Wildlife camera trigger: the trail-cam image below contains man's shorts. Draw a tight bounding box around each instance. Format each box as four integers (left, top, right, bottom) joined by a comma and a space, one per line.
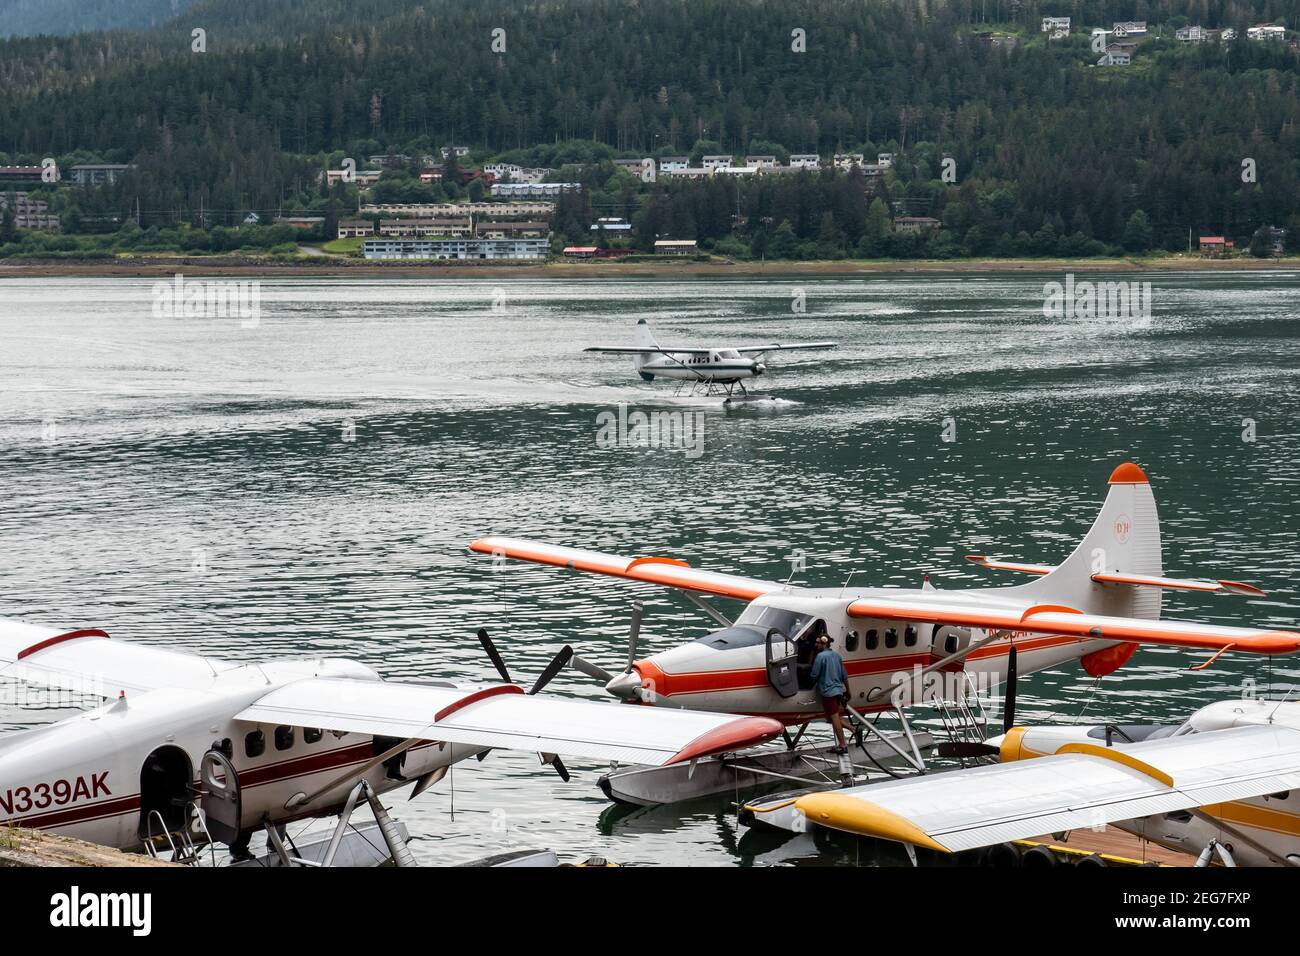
821, 694, 842, 718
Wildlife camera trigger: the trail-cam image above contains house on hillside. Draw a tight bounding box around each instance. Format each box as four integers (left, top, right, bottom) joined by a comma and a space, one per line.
337, 220, 373, 238
1199, 236, 1234, 257
1247, 24, 1286, 41
654, 239, 698, 255
1176, 25, 1208, 42
1112, 21, 1147, 37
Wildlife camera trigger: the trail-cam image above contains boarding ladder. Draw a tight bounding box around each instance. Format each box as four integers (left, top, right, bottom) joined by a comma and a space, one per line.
931, 673, 998, 767
143, 802, 216, 866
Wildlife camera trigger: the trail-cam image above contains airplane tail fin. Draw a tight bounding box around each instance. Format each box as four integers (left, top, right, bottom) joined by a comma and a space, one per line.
1016, 462, 1163, 621
633, 318, 658, 378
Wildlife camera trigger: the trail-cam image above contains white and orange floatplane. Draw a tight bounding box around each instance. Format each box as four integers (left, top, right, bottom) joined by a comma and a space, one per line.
471, 462, 1300, 802
0, 623, 782, 865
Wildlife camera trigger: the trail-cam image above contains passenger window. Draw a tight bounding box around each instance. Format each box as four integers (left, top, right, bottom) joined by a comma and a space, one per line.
865, 629, 879, 650
304, 727, 323, 744
885, 628, 898, 649
245, 730, 265, 758
904, 626, 918, 647
274, 726, 295, 751
845, 631, 859, 652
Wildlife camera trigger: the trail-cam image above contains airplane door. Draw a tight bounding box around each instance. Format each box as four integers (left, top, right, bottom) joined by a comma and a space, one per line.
765, 628, 798, 698
200, 749, 242, 846
933, 626, 971, 664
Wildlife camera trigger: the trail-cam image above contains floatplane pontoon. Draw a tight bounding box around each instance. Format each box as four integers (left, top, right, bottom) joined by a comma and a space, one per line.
472, 462, 1300, 808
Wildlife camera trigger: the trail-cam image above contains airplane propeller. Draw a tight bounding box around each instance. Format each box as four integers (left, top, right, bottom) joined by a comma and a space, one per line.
473, 627, 574, 780
571, 602, 644, 700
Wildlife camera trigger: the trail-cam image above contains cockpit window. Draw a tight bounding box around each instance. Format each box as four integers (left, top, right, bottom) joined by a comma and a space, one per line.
735, 605, 814, 639
693, 625, 768, 649
718, 349, 741, 359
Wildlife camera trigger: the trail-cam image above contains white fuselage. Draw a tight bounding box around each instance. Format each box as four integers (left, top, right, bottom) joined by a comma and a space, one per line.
624, 588, 1116, 721
638, 349, 764, 383
0, 659, 480, 852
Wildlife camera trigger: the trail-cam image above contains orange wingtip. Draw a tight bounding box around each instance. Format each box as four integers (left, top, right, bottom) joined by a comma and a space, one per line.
1108, 462, 1149, 484
665, 716, 785, 765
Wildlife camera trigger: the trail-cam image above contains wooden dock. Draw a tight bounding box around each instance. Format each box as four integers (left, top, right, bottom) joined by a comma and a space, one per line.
1022, 825, 1196, 866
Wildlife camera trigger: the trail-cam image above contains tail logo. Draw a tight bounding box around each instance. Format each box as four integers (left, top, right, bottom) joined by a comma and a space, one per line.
1113, 515, 1132, 543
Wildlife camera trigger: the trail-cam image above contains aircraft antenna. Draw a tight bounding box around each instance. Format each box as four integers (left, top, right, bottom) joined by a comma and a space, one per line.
1267, 684, 1298, 723
838, 570, 856, 597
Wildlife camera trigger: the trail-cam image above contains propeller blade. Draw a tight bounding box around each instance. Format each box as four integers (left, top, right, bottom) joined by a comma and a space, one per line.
477, 627, 513, 684
408, 766, 448, 800
936, 741, 1000, 759
571, 655, 615, 683
551, 755, 571, 783
528, 645, 574, 695
1003, 644, 1018, 735
625, 602, 643, 672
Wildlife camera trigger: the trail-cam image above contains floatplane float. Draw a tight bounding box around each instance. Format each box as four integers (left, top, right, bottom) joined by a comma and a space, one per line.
471, 462, 1300, 807
0, 623, 782, 866
757, 696, 1300, 867
583, 318, 836, 403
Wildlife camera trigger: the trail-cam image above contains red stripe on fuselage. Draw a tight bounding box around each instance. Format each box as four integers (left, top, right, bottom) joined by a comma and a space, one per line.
647, 635, 1085, 697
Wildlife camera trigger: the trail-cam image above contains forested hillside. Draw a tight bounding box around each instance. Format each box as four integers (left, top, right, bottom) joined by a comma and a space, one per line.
2, 0, 1298, 257
0, 0, 199, 38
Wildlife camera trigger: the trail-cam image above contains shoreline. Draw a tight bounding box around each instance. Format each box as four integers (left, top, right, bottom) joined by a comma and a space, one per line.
0, 255, 1296, 279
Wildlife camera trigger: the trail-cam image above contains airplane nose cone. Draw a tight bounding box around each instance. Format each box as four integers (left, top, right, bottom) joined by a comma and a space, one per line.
605, 670, 643, 701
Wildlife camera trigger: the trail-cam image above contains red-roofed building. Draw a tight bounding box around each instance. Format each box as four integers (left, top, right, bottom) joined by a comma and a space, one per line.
563, 246, 598, 258
1199, 236, 1234, 257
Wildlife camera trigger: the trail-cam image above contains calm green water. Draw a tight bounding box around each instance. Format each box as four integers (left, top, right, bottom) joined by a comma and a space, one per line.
1, 271, 1298, 865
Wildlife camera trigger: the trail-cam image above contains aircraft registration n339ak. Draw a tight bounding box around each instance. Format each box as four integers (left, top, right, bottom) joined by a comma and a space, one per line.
583, 318, 836, 399
471, 463, 1300, 723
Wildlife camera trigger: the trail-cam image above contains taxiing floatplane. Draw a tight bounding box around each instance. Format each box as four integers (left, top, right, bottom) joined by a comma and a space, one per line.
584, 318, 836, 401
0, 625, 782, 866
472, 462, 1300, 805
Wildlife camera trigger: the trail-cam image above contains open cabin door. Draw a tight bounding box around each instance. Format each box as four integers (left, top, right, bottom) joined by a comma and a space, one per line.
200, 748, 242, 846
765, 627, 798, 698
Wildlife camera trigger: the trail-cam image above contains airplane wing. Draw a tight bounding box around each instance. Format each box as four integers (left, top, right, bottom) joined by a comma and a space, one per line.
582, 346, 711, 354
237, 677, 783, 766
845, 594, 1300, 654
0, 617, 236, 695
469, 536, 785, 601
731, 342, 837, 353
794, 724, 1300, 853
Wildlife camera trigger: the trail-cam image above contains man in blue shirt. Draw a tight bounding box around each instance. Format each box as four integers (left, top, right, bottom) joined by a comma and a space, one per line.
810, 631, 849, 753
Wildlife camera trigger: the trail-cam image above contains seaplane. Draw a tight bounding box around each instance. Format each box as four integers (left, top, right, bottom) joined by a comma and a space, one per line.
0, 621, 783, 866
583, 318, 836, 401
471, 462, 1300, 803
770, 696, 1300, 867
